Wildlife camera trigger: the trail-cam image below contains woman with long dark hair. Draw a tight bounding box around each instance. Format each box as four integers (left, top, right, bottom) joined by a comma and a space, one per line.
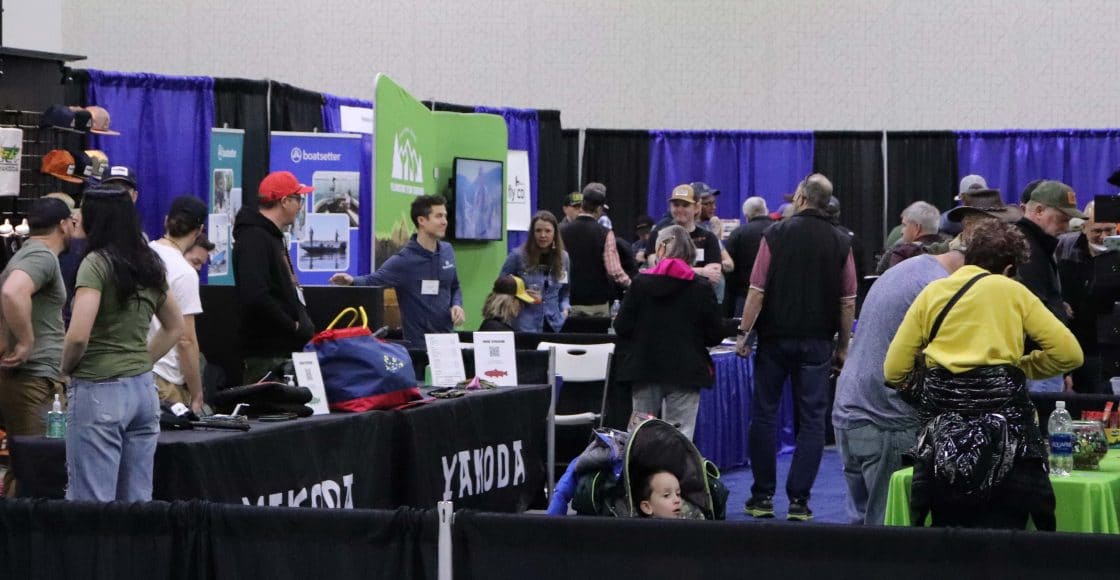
62, 186, 184, 502
500, 211, 570, 332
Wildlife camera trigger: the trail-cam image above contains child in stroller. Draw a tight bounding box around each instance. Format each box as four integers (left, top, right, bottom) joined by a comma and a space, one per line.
547, 417, 728, 519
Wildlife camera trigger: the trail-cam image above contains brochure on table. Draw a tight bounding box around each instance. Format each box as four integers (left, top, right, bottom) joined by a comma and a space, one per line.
291, 351, 331, 415
425, 333, 467, 387
472, 331, 518, 386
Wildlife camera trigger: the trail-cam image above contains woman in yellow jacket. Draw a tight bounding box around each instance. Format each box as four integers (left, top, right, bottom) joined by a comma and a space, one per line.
884, 219, 1082, 530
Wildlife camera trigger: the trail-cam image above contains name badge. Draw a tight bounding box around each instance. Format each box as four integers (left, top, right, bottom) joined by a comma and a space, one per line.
422, 280, 440, 295
695, 248, 705, 263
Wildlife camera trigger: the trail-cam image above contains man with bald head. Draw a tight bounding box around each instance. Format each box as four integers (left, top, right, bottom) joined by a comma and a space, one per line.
735, 173, 857, 522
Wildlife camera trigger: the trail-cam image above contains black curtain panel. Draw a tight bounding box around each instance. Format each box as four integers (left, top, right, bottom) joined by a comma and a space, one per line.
535, 109, 567, 221
268, 81, 325, 132
886, 131, 959, 230
62, 68, 89, 107
561, 129, 581, 197
425, 100, 476, 114
813, 131, 885, 278
214, 78, 270, 209
581, 129, 650, 242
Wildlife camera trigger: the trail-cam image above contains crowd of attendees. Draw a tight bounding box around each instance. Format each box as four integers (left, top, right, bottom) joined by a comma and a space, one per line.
2, 162, 1114, 532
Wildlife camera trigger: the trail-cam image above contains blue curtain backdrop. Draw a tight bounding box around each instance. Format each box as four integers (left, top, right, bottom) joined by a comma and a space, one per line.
476, 107, 538, 252
87, 70, 214, 240
647, 131, 814, 223
957, 130, 1120, 208
323, 94, 374, 275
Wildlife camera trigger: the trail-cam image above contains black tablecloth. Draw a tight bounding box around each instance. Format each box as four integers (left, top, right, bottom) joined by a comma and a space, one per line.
10, 385, 550, 512
400, 385, 550, 511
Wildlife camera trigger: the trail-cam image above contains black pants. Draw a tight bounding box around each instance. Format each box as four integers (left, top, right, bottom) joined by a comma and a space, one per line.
929, 459, 1056, 531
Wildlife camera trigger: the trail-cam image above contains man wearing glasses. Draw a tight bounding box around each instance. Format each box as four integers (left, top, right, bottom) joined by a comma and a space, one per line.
233, 171, 316, 382
1056, 200, 1118, 393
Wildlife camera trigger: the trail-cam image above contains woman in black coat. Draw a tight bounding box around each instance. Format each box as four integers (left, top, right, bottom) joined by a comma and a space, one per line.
614, 225, 726, 439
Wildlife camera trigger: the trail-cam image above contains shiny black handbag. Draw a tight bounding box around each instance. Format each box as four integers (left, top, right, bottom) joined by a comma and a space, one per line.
897, 273, 989, 404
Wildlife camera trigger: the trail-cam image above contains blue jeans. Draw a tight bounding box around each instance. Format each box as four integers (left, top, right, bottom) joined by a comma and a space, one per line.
1027, 375, 1064, 393
749, 337, 833, 502
65, 372, 160, 502
835, 423, 918, 525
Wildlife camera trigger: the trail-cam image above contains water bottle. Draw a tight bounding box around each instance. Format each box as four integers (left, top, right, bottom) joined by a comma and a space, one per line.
607, 300, 621, 335
1048, 401, 1073, 476
46, 394, 65, 439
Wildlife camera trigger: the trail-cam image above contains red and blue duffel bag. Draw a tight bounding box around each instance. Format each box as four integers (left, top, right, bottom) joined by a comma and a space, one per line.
305, 307, 421, 411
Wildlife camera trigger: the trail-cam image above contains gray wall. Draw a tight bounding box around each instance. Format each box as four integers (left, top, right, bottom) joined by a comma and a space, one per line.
57, 0, 1120, 130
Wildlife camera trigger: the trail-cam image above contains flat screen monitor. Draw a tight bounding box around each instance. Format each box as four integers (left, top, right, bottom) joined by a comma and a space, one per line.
452, 157, 504, 241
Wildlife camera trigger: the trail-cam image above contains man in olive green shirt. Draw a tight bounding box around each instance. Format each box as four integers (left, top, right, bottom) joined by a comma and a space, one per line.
0, 198, 77, 495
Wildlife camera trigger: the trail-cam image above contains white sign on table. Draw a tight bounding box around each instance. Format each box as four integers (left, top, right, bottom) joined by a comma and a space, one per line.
471, 331, 518, 386
506, 149, 531, 231
291, 352, 331, 415
425, 333, 467, 387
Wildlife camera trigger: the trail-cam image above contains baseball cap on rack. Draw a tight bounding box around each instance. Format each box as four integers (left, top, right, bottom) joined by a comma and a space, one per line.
40, 150, 84, 184
258, 171, 313, 202
84, 150, 109, 180
39, 105, 92, 133
85, 106, 120, 136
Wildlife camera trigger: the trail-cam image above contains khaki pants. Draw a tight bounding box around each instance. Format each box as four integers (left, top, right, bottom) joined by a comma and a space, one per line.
0, 371, 66, 497
154, 374, 190, 406
569, 303, 610, 317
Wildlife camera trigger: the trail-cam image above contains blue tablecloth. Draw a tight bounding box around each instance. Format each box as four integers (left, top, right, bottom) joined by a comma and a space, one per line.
693, 350, 796, 470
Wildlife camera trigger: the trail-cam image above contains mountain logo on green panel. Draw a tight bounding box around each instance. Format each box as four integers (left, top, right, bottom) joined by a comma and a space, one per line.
390, 128, 424, 195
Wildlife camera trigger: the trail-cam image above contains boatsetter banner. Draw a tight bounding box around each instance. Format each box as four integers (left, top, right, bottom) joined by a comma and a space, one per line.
207, 128, 244, 286
270, 131, 363, 286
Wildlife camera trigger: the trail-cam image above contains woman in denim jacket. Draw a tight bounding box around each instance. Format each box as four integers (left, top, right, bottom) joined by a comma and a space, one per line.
500, 211, 570, 332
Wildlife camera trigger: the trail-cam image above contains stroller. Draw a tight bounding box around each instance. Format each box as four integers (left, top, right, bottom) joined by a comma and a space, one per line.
547, 418, 729, 519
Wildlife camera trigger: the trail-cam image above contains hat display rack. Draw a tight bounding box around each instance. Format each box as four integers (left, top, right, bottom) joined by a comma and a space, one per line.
0, 108, 86, 229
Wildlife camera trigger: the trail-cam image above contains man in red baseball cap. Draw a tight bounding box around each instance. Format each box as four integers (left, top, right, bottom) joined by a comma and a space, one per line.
232, 171, 315, 380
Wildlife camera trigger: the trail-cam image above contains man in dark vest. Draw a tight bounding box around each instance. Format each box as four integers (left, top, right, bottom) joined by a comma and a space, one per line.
559, 184, 630, 316
734, 173, 857, 522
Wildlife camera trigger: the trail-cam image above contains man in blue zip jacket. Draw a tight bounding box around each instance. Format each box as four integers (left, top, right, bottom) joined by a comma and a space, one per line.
330, 195, 465, 345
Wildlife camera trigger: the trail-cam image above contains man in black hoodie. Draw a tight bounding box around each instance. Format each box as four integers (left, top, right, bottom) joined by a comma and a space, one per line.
233, 171, 316, 381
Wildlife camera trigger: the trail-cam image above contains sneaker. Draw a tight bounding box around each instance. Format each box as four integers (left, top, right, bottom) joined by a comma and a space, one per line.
787, 499, 813, 521
744, 495, 774, 518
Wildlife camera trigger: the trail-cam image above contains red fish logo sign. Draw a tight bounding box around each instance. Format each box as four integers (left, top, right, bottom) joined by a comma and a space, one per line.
483, 369, 508, 378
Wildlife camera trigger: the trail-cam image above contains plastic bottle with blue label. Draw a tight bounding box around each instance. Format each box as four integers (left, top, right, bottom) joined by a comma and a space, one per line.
46, 394, 65, 439
1048, 400, 1073, 476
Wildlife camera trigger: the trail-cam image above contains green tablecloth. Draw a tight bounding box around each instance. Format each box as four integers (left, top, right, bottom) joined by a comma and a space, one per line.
884, 449, 1120, 533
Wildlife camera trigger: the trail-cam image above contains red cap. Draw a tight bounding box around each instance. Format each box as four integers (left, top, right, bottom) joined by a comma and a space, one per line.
258, 171, 313, 202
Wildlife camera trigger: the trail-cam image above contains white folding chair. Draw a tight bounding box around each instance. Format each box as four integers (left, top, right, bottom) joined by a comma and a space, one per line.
536, 341, 615, 496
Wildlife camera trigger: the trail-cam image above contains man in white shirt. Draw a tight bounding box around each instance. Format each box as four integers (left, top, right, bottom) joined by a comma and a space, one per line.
149, 195, 207, 413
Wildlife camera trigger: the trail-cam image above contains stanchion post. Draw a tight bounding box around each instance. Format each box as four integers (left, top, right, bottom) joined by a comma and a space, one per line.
547, 346, 557, 497
438, 491, 454, 580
